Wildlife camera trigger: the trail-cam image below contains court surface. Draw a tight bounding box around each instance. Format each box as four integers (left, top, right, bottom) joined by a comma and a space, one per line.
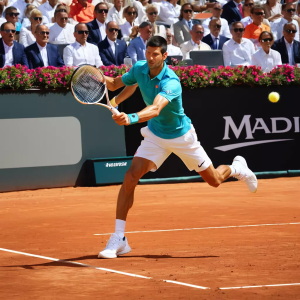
0, 177, 299, 299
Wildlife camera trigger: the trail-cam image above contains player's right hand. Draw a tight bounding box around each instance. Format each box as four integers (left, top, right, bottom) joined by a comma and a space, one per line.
112, 112, 130, 126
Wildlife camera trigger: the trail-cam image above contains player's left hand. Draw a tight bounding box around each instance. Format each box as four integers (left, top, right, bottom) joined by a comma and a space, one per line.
112, 112, 130, 126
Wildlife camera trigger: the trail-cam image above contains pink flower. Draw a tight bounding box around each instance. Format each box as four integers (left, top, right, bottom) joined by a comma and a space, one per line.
39, 78, 42, 82
47, 81, 51, 84
20, 81, 23, 84
1, 80, 4, 83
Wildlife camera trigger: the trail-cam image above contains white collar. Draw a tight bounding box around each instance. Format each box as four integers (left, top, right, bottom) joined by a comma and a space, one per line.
284, 37, 294, 46
96, 18, 105, 27
233, 1, 240, 7
55, 22, 67, 29
233, 38, 246, 45
36, 42, 47, 50
45, 1, 57, 10
2, 39, 13, 49
75, 41, 86, 48
190, 39, 200, 46
139, 36, 147, 45
210, 33, 219, 40
259, 47, 272, 57
107, 37, 116, 46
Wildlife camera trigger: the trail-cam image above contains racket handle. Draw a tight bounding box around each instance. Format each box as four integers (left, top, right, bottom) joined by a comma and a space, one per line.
111, 106, 120, 115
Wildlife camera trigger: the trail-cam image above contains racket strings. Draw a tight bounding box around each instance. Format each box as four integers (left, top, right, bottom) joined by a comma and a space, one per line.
72, 67, 106, 104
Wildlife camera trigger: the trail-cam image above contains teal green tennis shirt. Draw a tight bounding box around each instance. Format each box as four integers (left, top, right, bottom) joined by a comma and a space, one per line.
121, 61, 191, 139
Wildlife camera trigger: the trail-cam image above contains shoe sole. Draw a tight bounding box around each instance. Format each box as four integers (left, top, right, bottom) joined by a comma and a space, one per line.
233, 156, 258, 193
98, 244, 131, 259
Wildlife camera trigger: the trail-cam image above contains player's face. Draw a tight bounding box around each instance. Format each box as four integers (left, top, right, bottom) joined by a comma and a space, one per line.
146, 46, 167, 70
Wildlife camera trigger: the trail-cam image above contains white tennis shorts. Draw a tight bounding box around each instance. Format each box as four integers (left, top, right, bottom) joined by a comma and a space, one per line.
135, 125, 212, 172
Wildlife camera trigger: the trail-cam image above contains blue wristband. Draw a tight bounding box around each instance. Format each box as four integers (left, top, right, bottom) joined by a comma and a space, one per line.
128, 113, 139, 125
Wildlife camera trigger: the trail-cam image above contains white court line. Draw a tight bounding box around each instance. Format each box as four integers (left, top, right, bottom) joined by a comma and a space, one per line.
94, 222, 300, 236
219, 283, 300, 290
0, 247, 209, 290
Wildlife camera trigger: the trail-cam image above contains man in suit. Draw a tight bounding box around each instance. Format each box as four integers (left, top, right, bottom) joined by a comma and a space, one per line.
221, 0, 243, 25
202, 19, 229, 50
181, 24, 211, 59
127, 21, 153, 65
98, 21, 127, 66
0, 21, 28, 68
25, 24, 65, 69
272, 23, 300, 65
173, 3, 195, 46
87, 2, 108, 44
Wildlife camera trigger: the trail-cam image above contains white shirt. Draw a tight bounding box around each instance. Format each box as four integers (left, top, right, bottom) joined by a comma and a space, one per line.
63, 41, 103, 68
271, 18, 299, 42
159, 1, 181, 25
181, 39, 211, 59
251, 48, 282, 73
240, 16, 252, 28
107, 6, 125, 25
223, 38, 255, 66
38, 1, 58, 24
120, 21, 138, 40
107, 37, 116, 55
8, 0, 27, 22
95, 19, 107, 41
167, 44, 182, 56
202, 17, 231, 38
48, 23, 76, 44
284, 38, 294, 66
19, 26, 36, 48
37, 42, 49, 67
2, 39, 14, 66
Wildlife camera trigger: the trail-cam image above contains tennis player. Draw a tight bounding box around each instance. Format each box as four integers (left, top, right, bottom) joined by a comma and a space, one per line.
98, 36, 257, 259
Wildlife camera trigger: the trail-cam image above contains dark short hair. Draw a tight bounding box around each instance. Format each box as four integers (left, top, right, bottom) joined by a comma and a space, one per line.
139, 21, 152, 29
179, 3, 194, 20
146, 35, 167, 55
95, 2, 109, 12
259, 30, 274, 41
282, 3, 294, 11
123, 5, 138, 18
283, 22, 297, 30
4, 6, 18, 15
74, 22, 88, 32
0, 21, 15, 31
54, 9, 68, 16
231, 21, 244, 28
250, 4, 264, 14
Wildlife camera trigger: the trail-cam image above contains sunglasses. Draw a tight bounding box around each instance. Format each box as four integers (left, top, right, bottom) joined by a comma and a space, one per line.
214, 24, 222, 28
148, 11, 157, 15
56, 9, 67, 12
2, 29, 16, 33
76, 30, 89, 34
244, 3, 254, 6
183, 9, 193, 13
60, 17, 68, 21
33, 17, 42, 21
127, 11, 137, 15
213, 7, 222, 10
285, 29, 297, 33
39, 31, 50, 35
253, 12, 264, 15
97, 9, 108, 13
8, 12, 19, 17
195, 31, 204, 34
233, 28, 245, 32
108, 28, 119, 32
286, 8, 296, 13
261, 38, 273, 42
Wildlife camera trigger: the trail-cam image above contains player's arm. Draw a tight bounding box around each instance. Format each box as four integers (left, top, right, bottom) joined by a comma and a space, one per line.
112, 94, 169, 126
105, 75, 125, 91
112, 84, 138, 106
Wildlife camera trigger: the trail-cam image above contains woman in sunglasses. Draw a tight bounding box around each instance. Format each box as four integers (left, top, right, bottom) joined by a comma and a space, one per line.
19, 9, 43, 47
251, 31, 282, 73
120, 6, 139, 41
145, 4, 166, 39
132, 0, 156, 24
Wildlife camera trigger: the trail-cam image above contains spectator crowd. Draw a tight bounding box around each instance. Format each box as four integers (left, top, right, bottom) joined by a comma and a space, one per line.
0, 0, 300, 74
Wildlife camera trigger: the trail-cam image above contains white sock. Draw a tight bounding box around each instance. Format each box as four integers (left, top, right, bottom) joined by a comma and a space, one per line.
229, 165, 237, 176
115, 219, 126, 238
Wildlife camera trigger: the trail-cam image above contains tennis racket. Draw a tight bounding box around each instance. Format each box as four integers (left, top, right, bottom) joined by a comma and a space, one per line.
70, 65, 120, 115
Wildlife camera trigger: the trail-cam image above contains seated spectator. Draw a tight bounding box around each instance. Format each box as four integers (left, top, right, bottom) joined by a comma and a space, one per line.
20, 9, 43, 47
240, 0, 254, 27
64, 22, 102, 67
0, 21, 28, 67
8, 0, 27, 23
38, 0, 58, 25
272, 23, 300, 65
132, 0, 150, 24
251, 31, 282, 73
0, 1, 7, 32
202, 2, 231, 38
181, 24, 211, 59
221, 0, 243, 25
263, 0, 282, 21
22, 4, 46, 28
25, 24, 64, 68
107, 0, 125, 25
119, 6, 138, 41
98, 21, 127, 65
223, 21, 255, 66
145, 4, 166, 39
166, 27, 182, 56
159, 0, 181, 26
202, 19, 229, 50
271, 3, 299, 42
127, 21, 152, 64
244, 5, 271, 47
87, 2, 108, 44
48, 10, 75, 44
173, 3, 194, 46
69, 0, 94, 23
4, 7, 22, 41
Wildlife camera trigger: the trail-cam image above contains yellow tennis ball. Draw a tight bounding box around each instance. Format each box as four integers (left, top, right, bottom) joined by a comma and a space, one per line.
268, 92, 280, 103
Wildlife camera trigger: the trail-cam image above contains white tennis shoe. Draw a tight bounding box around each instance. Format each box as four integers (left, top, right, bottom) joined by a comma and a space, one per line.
232, 156, 258, 193
98, 233, 131, 259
